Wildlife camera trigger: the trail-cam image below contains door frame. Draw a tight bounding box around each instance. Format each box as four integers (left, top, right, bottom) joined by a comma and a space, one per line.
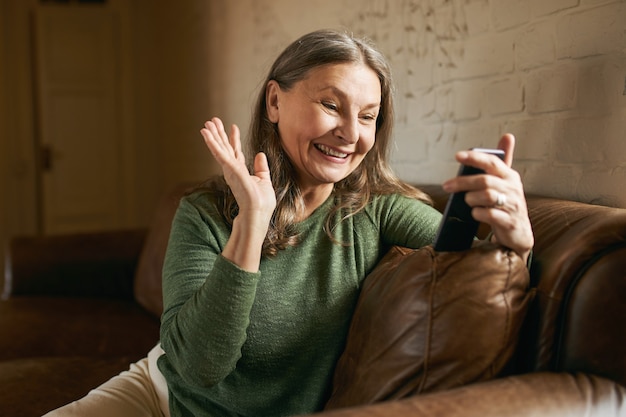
1, 0, 136, 237
1, 0, 7, 282
1, 0, 39, 239
33, 3, 135, 233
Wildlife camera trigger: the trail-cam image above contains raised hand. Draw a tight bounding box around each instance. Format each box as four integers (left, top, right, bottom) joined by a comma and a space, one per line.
200, 117, 277, 271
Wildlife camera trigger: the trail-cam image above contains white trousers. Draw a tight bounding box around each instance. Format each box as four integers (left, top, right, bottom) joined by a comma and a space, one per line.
43, 344, 170, 417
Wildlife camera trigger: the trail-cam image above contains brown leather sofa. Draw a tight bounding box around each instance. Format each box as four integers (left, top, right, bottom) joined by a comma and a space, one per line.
1, 183, 625, 417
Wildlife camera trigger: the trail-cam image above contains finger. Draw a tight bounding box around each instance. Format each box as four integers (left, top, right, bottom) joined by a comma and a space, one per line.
201, 127, 227, 159
202, 118, 225, 148
201, 119, 236, 164
212, 117, 225, 134
253, 152, 271, 181
444, 154, 504, 193
200, 125, 222, 156
230, 124, 242, 159
471, 202, 522, 240
465, 188, 505, 209
471, 205, 507, 224
474, 204, 533, 259
205, 118, 239, 152
497, 133, 515, 167
455, 148, 507, 176
209, 118, 231, 149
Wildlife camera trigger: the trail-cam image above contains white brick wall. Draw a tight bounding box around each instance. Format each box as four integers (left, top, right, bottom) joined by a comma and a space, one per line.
492, 0, 530, 30
216, 0, 626, 207
531, 0, 578, 17
526, 64, 578, 113
515, 21, 555, 70
485, 77, 524, 116
556, 3, 626, 58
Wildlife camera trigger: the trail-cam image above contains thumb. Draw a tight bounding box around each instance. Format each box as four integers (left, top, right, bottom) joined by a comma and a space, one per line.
497, 133, 516, 167
253, 152, 271, 181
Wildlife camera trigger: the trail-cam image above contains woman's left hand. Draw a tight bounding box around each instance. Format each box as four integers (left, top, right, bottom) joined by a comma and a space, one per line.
442, 133, 534, 263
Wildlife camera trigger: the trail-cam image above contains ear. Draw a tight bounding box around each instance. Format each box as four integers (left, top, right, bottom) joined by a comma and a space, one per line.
266, 80, 280, 123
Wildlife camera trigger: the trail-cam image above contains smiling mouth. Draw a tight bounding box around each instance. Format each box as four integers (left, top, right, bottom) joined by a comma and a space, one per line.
315, 144, 349, 158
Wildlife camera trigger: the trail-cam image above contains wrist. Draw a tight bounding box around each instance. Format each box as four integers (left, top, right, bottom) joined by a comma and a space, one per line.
221, 214, 270, 273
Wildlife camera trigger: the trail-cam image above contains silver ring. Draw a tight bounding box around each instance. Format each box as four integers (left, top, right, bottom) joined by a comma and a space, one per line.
495, 192, 507, 208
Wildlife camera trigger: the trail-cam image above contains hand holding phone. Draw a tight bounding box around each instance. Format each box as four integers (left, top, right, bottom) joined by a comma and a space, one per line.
433, 148, 505, 252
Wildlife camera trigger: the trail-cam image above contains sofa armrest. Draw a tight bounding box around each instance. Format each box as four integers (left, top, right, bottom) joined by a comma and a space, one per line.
311, 373, 626, 417
3, 229, 147, 299
520, 197, 626, 385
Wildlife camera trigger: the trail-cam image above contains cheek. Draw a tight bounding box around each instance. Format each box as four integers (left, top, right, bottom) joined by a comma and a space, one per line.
282, 111, 329, 144
309, 112, 337, 136
358, 129, 377, 154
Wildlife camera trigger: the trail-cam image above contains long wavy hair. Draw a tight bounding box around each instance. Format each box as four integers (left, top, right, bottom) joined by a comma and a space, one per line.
205, 29, 431, 257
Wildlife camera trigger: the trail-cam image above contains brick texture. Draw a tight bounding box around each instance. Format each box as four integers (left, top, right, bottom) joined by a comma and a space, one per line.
231, 0, 626, 206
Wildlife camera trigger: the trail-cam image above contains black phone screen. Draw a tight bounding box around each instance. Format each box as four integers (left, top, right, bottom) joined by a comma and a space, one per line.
432, 148, 505, 252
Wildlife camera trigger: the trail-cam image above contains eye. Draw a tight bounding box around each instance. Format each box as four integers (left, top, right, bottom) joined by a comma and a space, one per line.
321, 101, 338, 112
359, 113, 377, 123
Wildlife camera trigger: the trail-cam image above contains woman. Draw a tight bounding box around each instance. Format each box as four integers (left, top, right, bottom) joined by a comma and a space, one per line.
45, 29, 533, 417
158, 29, 533, 416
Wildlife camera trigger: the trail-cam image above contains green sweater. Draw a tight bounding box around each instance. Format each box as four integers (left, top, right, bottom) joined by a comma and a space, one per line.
158, 189, 442, 417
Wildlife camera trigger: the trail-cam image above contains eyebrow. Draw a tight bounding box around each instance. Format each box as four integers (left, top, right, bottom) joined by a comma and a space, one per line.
318, 86, 381, 110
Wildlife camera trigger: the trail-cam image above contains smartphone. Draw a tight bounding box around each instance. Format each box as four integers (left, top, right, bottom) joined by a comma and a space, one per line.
432, 148, 506, 252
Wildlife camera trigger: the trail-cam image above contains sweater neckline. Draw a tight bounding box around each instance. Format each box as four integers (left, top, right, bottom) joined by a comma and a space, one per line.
296, 195, 335, 227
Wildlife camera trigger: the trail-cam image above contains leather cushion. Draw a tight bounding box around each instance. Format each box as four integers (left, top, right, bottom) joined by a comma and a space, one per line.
325, 241, 531, 409
134, 182, 196, 317
0, 356, 132, 417
0, 297, 159, 360
322, 373, 626, 417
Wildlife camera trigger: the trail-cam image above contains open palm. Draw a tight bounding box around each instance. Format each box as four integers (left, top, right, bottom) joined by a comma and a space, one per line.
201, 117, 276, 225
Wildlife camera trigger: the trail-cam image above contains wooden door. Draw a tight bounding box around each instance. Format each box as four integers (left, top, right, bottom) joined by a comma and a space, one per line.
33, 5, 126, 234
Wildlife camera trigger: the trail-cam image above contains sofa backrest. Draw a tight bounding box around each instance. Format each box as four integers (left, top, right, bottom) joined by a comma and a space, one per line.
137, 182, 626, 387
522, 197, 626, 386
422, 184, 626, 386
133, 182, 198, 318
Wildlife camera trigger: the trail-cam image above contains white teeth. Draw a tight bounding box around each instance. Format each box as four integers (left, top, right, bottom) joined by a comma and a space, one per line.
316, 144, 348, 158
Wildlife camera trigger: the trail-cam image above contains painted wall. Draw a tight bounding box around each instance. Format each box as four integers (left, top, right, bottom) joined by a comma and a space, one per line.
0, 0, 219, 283
129, 0, 221, 223
209, 0, 626, 207
0, 0, 219, 234
1, 0, 625, 265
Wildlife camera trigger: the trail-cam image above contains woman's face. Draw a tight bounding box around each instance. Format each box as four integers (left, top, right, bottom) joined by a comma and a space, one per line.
266, 62, 381, 194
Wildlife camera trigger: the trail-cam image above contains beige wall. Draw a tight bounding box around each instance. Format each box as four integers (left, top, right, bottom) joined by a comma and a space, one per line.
128, 0, 224, 223
209, 0, 626, 207
1, 0, 625, 260
0, 0, 219, 237
0, 0, 220, 280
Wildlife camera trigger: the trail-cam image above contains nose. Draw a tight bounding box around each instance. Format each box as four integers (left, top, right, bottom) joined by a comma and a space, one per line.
334, 114, 359, 144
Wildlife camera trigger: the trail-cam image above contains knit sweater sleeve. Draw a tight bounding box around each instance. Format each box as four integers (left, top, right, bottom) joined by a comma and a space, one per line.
159, 193, 260, 388
375, 194, 443, 249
